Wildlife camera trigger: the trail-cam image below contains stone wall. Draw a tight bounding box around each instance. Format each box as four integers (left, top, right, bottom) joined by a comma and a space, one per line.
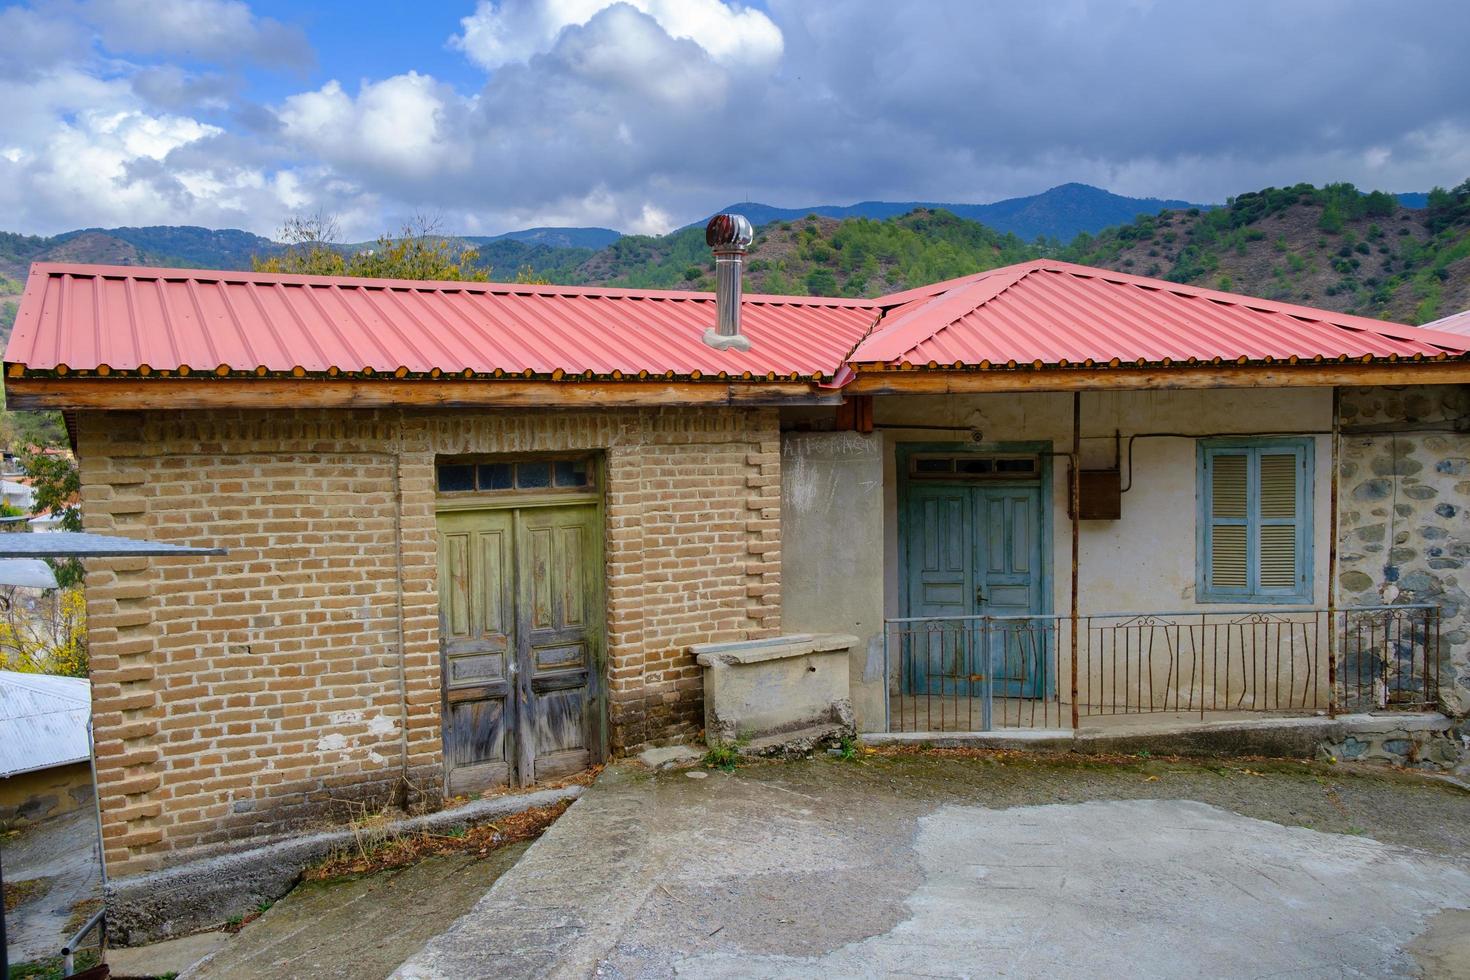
1337, 384, 1470, 714
79, 407, 780, 875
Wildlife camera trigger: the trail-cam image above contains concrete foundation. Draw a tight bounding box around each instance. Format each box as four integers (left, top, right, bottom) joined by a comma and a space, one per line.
105, 785, 582, 947
862, 712, 1463, 767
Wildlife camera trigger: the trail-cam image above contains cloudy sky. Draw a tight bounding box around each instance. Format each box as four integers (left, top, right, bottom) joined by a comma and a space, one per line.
2, 0, 1468, 240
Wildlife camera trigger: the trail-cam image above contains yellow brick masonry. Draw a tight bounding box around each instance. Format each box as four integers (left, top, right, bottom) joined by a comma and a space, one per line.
79, 407, 780, 875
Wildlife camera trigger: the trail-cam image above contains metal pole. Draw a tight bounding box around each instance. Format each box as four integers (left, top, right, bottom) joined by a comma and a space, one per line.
1327, 387, 1340, 717
2, 840, 9, 980
1070, 391, 1081, 731
86, 713, 109, 959
882, 625, 891, 733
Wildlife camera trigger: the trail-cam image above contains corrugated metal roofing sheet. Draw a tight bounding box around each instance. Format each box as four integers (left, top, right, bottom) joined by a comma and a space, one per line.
7, 259, 1467, 384
0, 531, 227, 558
6, 264, 877, 382
1424, 308, 1470, 337
849, 261, 1469, 367
0, 670, 90, 777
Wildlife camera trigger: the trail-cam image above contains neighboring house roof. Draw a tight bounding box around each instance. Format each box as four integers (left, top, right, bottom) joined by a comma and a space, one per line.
1424, 308, 1470, 336
6, 259, 1468, 393
0, 670, 90, 777
847, 260, 1469, 368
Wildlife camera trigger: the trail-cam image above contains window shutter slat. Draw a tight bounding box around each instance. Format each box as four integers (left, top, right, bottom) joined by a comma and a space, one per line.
1259, 524, 1296, 588
1259, 453, 1297, 519
1211, 454, 1248, 518
1211, 524, 1248, 588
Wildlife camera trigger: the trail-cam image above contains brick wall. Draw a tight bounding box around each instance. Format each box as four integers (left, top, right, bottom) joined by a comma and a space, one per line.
80, 406, 780, 875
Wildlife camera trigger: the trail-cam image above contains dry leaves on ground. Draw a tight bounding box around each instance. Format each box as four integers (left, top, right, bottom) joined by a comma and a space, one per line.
304, 799, 573, 882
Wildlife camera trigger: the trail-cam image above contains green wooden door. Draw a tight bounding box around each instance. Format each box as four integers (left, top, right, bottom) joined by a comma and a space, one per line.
904, 484, 1045, 698
437, 504, 602, 792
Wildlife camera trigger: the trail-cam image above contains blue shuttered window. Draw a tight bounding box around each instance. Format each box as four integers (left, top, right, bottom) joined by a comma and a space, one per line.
1197, 438, 1314, 604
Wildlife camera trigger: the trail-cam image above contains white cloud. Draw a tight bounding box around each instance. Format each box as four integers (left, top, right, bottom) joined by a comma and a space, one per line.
0, 5, 88, 80
2, 0, 1470, 245
451, 0, 782, 71
278, 72, 467, 184
85, 0, 313, 69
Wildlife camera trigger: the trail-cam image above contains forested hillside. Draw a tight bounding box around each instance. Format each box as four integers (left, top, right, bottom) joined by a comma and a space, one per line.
0, 180, 1465, 328
579, 209, 1039, 296
1058, 181, 1470, 324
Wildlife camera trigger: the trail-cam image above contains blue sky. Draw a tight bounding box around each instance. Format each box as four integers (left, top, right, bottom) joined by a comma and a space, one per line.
0, 1, 1467, 240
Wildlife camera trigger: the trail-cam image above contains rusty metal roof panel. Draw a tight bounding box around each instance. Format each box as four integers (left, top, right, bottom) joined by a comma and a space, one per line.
6, 264, 877, 381
850, 260, 1468, 367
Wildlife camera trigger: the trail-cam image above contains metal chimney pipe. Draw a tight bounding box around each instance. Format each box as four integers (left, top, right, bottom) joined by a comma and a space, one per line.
703, 213, 754, 352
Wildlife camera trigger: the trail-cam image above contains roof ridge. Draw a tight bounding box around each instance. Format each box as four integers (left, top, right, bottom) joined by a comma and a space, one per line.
851, 264, 1038, 363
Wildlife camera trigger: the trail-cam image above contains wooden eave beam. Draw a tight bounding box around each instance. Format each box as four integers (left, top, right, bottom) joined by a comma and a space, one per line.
842, 361, 1470, 394
2, 377, 843, 410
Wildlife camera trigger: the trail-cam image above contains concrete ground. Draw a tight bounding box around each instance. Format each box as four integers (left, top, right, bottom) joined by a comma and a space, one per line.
171, 843, 531, 980
395, 753, 1470, 979
2, 808, 102, 964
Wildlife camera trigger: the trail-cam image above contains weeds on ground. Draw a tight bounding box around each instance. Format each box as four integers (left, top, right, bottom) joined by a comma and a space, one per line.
7, 950, 100, 980
702, 735, 748, 772
834, 735, 861, 761
220, 902, 274, 934
304, 799, 572, 882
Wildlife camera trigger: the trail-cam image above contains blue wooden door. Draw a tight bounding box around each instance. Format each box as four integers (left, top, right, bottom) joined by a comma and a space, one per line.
905, 483, 1045, 698
973, 486, 1045, 697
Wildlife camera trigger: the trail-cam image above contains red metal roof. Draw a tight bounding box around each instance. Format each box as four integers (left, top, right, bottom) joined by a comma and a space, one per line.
7, 259, 1467, 386
849, 260, 1469, 368
5, 264, 875, 382
1424, 308, 1470, 337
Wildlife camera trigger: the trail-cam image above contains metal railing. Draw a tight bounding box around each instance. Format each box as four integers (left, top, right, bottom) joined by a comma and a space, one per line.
883, 605, 1442, 733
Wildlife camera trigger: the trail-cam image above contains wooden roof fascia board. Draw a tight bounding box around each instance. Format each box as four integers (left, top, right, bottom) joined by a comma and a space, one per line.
843, 360, 1470, 395
1, 377, 843, 410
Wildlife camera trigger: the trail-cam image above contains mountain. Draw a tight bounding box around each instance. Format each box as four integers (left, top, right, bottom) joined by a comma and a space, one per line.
0, 226, 282, 283
695, 184, 1213, 242
469, 227, 621, 250
575, 208, 1040, 296
1056, 181, 1470, 324
53, 225, 280, 269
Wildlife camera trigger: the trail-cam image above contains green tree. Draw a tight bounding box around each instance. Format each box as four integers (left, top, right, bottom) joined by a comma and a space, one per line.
804, 268, 838, 295
23, 448, 83, 587
254, 214, 491, 282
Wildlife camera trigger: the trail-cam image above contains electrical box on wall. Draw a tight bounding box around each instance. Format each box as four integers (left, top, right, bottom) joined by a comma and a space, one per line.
1068, 468, 1122, 520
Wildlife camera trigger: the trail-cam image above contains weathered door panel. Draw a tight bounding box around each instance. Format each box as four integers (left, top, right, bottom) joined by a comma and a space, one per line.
438, 502, 602, 793
905, 486, 975, 696
974, 487, 1045, 698
437, 510, 515, 794
515, 505, 599, 784
904, 480, 1046, 700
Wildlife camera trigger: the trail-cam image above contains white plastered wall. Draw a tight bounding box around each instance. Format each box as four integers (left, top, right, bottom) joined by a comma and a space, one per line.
784, 387, 1336, 730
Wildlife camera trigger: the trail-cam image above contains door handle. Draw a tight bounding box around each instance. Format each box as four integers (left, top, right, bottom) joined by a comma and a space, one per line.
975, 588, 986, 604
